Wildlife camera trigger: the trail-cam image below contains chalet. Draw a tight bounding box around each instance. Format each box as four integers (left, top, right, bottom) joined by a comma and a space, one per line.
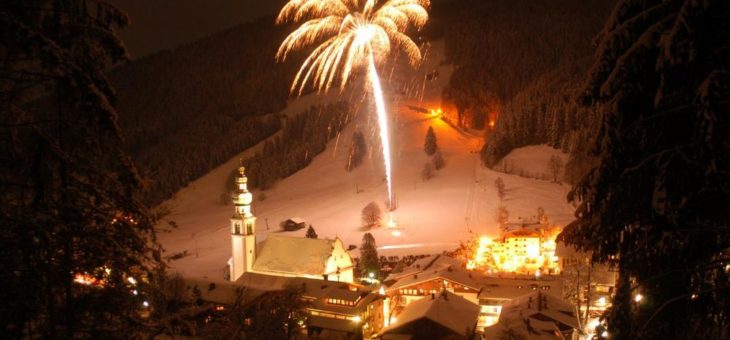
379, 290, 480, 340
483, 291, 580, 339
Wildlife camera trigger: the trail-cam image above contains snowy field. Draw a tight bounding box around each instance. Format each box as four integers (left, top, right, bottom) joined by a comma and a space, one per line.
157, 41, 576, 280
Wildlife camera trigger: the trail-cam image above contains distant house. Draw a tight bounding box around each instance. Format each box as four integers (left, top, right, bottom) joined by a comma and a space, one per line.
282, 217, 307, 231
483, 291, 580, 340
379, 290, 480, 340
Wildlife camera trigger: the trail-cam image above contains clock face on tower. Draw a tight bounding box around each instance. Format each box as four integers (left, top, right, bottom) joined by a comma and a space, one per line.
241, 192, 253, 205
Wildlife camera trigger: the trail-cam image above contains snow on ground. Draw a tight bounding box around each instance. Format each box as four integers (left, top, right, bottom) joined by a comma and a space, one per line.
494, 144, 568, 181
157, 41, 576, 280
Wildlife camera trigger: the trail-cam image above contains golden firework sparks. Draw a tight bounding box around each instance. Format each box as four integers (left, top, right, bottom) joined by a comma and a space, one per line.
276, 0, 429, 210
276, 0, 429, 94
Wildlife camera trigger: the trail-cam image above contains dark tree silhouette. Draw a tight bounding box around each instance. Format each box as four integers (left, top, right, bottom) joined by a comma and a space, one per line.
424, 126, 438, 155
361, 202, 382, 228
560, 0, 730, 338
346, 130, 367, 172
421, 162, 435, 181
547, 155, 563, 183
0, 1, 158, 337
494, 177, 506, 201
360, 233, 380, 279
432, 150, 445, 170
305, 225, 318, 239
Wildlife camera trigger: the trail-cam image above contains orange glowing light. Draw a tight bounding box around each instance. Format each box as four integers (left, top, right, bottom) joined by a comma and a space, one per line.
73, 273, 106, 287
468, 227, 562, 274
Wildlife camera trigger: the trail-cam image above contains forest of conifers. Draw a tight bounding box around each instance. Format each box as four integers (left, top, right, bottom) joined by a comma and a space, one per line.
112, 0, 616, 205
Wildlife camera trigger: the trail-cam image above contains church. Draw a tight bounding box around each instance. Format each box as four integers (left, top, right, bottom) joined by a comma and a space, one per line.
227, 167, 355, 283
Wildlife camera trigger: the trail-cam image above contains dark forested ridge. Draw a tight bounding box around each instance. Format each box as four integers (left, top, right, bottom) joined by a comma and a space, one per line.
431, 0, 614, 172
234, 102, 353, 192
110, 16, 300, 205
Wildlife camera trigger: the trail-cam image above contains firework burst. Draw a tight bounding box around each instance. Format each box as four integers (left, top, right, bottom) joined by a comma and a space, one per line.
276, 0, 429, 209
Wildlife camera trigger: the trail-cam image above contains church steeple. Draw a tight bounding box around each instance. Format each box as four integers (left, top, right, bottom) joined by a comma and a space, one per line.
229, 166, 256, 281
232, 166, 253, 219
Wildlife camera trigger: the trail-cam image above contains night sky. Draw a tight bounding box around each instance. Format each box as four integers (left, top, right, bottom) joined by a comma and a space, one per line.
110, 0, 287, 58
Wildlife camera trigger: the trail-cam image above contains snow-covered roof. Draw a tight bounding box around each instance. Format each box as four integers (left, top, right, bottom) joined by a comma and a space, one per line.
478, 276, 563, 301
386, 267, 481, 292
484, 291, 579, 339
385, 254, 467, 282
380, 290, 480, 337
287, 217, 306, 224
384, 255, 480, 292
253, 235, 337, 275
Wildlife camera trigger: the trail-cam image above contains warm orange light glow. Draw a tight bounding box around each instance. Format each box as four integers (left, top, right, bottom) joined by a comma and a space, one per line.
468, 227, 562, 274
73, 273, 106, 287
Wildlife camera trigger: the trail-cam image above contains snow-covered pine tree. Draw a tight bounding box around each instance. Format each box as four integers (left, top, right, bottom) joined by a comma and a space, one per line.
0, 1, 159, 336
560, 0, 730, 338
424, 126, 438, 155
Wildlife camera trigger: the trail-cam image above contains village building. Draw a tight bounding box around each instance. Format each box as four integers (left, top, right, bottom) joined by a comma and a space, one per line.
483, 290, 580, 339
226, 167, 354, 283
379, 290, 480, 340
476, 275, 564, 330
382, 254, 482, 326
469, 221, 561, 275
187, 272, 385, 338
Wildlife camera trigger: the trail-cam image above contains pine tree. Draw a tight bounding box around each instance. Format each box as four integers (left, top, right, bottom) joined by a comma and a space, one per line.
305, 225, 318, 239
424, 126, 438, 155
360, 233, 380, 279
560, 1, 730, 338
0, 1, 158, 337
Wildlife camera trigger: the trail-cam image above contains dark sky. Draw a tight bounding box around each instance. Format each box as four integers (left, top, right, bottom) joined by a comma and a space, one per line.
110, 0, 287, 59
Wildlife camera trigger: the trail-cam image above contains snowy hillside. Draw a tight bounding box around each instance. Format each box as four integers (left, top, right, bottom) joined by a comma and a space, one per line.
157, 41, 576, 280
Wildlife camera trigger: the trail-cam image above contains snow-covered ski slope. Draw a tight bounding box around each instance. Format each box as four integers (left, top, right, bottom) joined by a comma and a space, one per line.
157, 41, 576, 280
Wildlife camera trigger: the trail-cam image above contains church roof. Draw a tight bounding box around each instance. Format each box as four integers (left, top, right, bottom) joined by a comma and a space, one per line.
253, 235, 339, 276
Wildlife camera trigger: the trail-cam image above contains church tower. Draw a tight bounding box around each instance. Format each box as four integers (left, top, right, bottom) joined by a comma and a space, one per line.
229, 166, 256, 281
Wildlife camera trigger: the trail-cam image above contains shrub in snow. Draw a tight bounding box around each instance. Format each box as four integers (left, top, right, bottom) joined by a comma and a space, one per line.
432, 150, 445, 170
422, 162, 435, 181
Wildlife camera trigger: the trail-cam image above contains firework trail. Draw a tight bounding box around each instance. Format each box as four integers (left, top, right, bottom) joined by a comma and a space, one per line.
276, 0, 429, 209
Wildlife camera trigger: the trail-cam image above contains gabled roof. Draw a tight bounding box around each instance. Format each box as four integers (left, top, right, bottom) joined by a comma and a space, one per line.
253, 235, 338, 275
385, 254, 469, 282
499, 291, 579, 329
478, 276, 563, 301
484, 291, 579, 339
381, 290, 480, 337
385, 266, 482, 292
